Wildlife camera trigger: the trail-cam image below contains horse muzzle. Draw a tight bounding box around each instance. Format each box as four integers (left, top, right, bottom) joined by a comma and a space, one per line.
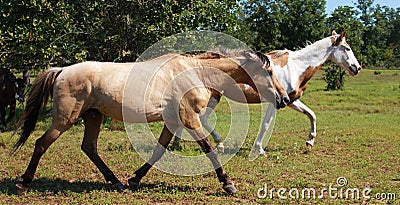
349, 64, 361, 76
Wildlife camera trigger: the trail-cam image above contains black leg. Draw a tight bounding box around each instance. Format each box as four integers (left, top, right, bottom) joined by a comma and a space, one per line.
129, 124, 174, 190
195, 136, 237, 195
81, 109, 123, 191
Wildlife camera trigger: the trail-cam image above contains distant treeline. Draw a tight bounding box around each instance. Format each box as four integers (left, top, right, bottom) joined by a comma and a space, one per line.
1, 0, 399, 73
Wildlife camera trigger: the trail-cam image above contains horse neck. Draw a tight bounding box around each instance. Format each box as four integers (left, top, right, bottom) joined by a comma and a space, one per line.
290, 37, 333, 75
195, 57, 249, 90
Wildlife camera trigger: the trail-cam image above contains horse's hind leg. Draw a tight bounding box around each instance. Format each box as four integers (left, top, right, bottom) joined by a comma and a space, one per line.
128, 124, 174, 190
81, 109, 124, 191
16, 123, 73, 192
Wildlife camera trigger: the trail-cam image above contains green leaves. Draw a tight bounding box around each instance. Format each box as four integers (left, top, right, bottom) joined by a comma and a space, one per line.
323, 64, 346, 90
1, 0, 399, 74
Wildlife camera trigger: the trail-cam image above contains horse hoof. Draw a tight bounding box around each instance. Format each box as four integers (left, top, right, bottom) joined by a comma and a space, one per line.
223, 183, 237, 195
111, 182, 125, 192
302, 143, 312, 154
258, 149, 266, 157
15, 183, 28, 195
306, 143, 313, 150
128, 178, 140, 191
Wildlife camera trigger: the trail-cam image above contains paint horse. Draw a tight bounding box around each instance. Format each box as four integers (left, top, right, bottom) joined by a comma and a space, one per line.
172, 30, 362, 154
13, 49, 289, 195
0, 69, 29, 129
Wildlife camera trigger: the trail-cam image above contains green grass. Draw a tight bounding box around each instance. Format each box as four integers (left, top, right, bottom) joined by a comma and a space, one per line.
1, 69, 399, 204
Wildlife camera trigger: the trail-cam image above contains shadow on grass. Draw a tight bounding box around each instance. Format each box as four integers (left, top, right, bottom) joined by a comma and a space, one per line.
135, 182, 197, 193
0, 178, 114, 195
0, 177, 203, 195
136, 182, 231, 197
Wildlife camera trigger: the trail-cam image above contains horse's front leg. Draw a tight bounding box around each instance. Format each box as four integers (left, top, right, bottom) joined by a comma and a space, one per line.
187, 127, 237, 195
199, 94, 224, 152
128, 124, 175, 190
288, 100, 316, 148
172, 94, 224, 152
171, 128, 183, 150
179, 90, 236, 195
250, 103, 276, 159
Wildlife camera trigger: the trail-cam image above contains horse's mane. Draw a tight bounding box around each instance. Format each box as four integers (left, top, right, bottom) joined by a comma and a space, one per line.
267, 49, 290, 59
148, 48, 270, 68
182, 48, 254, 59
207, 48, 254, 58
205, 48, 270, 68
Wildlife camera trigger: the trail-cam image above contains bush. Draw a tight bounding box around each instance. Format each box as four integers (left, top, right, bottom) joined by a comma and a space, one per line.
322, 64, 346, 90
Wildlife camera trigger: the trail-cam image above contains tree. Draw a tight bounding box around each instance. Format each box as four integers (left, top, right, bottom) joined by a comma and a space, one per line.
355, 0, 398, 68
384, 8, 400, 69
326, 5, 364, 64
0, 0, 241, 73
242, 0, 327, 51
0, 1, 83, 71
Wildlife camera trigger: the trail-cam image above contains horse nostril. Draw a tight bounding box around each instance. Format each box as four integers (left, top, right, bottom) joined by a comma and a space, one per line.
283, 96, 290, 104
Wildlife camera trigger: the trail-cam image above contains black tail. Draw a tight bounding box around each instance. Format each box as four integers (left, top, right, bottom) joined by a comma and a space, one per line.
12, 68, 63, 152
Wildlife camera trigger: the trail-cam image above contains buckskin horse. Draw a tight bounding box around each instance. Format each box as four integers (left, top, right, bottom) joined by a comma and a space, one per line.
13, 49, 289, 195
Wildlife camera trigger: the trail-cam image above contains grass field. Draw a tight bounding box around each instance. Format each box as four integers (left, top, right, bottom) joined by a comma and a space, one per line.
0, 69, 399, 204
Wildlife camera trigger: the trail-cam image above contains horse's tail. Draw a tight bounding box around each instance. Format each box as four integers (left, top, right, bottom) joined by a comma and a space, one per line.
12, 67, 63, 152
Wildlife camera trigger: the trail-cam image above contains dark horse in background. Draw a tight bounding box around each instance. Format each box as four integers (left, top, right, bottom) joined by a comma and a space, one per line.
0, 69, 29, 129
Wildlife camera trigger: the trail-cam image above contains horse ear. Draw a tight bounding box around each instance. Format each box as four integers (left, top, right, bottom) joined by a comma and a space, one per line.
335, 30, 347, 45
332, 30, 347, 46
340, 30, 347, 38
331, 30, 338, 45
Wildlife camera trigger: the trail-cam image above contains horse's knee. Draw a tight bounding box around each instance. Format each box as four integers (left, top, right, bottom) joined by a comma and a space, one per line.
81, 141, 94, 154
81, 132, 98, 157
34, 133, 57, 154
307, 110, 316, 122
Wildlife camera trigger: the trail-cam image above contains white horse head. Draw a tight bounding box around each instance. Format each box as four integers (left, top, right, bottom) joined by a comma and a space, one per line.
329, 30, 362, 76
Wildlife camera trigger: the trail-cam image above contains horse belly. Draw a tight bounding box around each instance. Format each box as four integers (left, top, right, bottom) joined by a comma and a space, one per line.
90, 88, 164, 124
94, 88, 167, 124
